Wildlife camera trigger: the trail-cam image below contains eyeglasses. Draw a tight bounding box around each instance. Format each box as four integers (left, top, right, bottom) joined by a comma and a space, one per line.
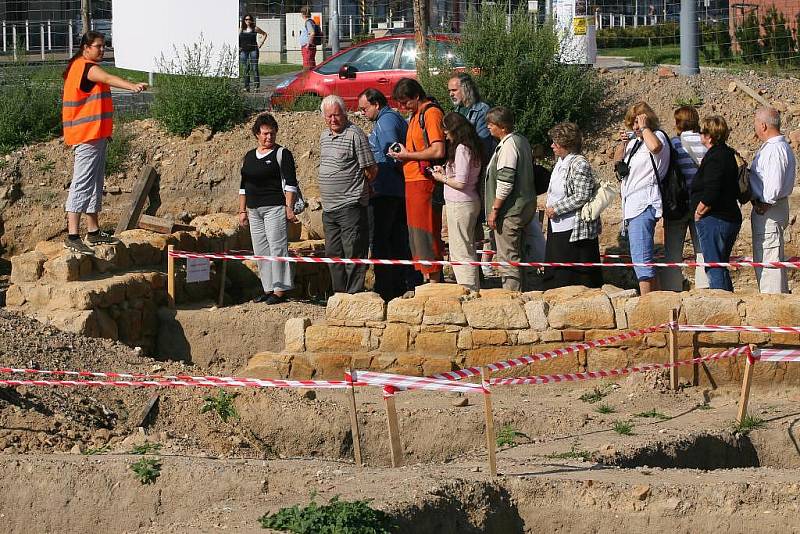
87, 44, 105, 49
244, 18, 253, 21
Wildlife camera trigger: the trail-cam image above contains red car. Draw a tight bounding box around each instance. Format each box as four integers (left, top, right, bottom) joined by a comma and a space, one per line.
270, 34, 460, 110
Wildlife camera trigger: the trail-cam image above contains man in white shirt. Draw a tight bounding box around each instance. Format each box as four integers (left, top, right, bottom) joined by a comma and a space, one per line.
749, 107, 796, 294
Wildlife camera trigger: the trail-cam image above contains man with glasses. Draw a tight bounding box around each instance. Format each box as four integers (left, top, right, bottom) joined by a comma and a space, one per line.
358, 88, 413, 300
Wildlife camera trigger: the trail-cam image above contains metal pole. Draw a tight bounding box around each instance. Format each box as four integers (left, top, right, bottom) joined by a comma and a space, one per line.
679, 0, 699, 75
329, 0, 340, 54
2, 21, 6, 53
12, 25, 17, 61
148, 71, 154, 87
40, 24, 45, 60
25, 20, 30, 51
634, 0, 639, 27
349, 15, 353, 39
47, 19, 52, 50
68, 20, 74, 55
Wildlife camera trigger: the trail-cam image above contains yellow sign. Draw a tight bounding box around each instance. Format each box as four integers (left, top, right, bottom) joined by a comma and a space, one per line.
573, 17, 587, 35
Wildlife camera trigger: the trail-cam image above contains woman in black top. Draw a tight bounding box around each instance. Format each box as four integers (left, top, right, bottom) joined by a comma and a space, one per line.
691, 115, 742, 291
239, 14, 267, 92
239, 114, 298, 304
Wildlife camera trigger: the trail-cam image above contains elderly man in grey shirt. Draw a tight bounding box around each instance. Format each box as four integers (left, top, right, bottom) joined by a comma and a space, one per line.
319, 95, 378, 293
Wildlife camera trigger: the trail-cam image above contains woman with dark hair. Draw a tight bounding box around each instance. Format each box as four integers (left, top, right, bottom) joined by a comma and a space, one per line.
239, 14, 267, 92
691, 115, 742, 291
543, 122, 602, 289
239, 113, 298, 304
430, 112, 485, 291
61, 31, 148, 256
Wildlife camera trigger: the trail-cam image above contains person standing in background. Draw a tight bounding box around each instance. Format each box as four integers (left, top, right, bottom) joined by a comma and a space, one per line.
299, 6, 319, 70
239, 14, 267, 92
749, 107, 796, 294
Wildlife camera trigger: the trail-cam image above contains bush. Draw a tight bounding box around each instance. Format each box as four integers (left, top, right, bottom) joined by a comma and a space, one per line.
761, 6, 793, 65
734, 11, 762, 63
0, 66, 61, 154
152, 37, 245, 136
422, 7, 604, 146
597, 23, 679, 49
259, 496, 394, 533
105, 122, 133, 175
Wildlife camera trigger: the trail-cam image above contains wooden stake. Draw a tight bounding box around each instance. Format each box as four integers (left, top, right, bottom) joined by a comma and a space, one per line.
481, 368, 497, 477
167, 244, 176, 308
383, 390, 403, 467
736, 348, 755, 425
668, 308, 679, 390
346, 369, 363, 467
115, 165, 158, 235
217, 240, 228, 308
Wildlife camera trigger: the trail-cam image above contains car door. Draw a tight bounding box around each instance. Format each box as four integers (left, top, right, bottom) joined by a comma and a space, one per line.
332, 39, 400, 108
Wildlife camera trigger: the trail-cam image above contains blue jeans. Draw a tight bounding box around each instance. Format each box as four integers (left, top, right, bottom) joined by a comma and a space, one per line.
695, 215, 741, 291
239, 50, 260, 91
627, 206, 658, 281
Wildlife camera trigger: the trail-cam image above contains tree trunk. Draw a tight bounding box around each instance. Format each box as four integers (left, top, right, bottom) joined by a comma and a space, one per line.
413, 0, 428, 72
81, 0, 91, 36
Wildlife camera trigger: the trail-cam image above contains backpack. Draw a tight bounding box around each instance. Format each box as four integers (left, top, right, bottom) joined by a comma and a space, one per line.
414, 99, 447, 205
649, 130, 690, 221
307, 19, 324, 46
733, 149, 752, 204
276, 146, 307, 215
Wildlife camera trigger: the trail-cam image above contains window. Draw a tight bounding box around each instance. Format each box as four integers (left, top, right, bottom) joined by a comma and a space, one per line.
316, 40, 398, 75
316, 47, 361, 75
399, 39, 417, 70
399, 39, 464, 70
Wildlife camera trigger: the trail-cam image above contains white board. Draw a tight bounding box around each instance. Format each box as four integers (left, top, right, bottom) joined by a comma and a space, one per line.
112, 0, 239, 75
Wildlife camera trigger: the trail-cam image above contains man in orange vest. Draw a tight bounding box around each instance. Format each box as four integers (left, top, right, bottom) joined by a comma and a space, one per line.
62, 31, 148, 256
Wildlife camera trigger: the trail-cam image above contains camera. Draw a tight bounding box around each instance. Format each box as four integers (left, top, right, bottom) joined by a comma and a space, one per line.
389, 142, 402, 153
614, 160, 631, 179
422, 166, 434, 177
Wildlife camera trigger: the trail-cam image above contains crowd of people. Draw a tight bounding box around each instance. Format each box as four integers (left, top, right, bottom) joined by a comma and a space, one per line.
237, 73, 796, 304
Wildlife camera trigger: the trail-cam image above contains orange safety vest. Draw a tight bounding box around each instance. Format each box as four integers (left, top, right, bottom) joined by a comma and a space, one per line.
62, 57, 113, 146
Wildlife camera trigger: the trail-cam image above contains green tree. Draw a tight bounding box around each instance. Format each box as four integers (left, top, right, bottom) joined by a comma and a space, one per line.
734, 11, 762, 63
761, 6, 793, 65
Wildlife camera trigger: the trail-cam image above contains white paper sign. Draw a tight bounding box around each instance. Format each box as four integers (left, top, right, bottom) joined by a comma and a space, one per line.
186, 258, 211, 283
112, 0, 239, 74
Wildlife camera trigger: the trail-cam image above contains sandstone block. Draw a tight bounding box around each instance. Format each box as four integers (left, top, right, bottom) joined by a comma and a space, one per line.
4, 284, 25, 306
117, 309, 143, 343
242, 352, 291, 379
125, 275, 153, 300
95, 309, 119, 340
541, 330, 563, 342
380, 323, 409, 352
744, 294, 800, 329
413, 331, 457, 355
40, 310, 99, 338
740, 331, 770, 345
43, 253, 81, 282
48, 284, 98, 310
305, 325, 369, 352
423, 298, 466, 325
10, 251, 46, 284
586, 348, 630, 370
472, 329, 508, 346
26, 284, 53, 308
479, 288, 519, 299
326, 292, 385, 324
34, 241, 65, 258
288, 354, 314, 380
313, 353, 352, 378
387, 297, 425, 324
625, 292, 683, 329
682, 290, 742, 326
524, 299, 549, 331
546, 288, 615, 329
462, 299, 528, 329
119, 230, 175, 266
697, 332, 739, 345
414, 283, 468, 299
393, 354, 426, 376
421, 356, 454, 377
284, 317, 311, 352
516, 330, 540, 344
563, 329, 585, 342
91, 243, 131, 273
457, 329, 473, 349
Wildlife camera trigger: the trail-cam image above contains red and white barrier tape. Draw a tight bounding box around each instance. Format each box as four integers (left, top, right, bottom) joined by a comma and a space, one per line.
168, 250, 800, 270
350, 370, 488, 394
488, 345, 751, 386
751, 348, 800, 362
678, 324, 800, 334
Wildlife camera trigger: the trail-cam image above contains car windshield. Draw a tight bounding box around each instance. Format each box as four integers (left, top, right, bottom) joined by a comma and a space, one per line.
399, 38, 463, 70
316, 40, 399, 75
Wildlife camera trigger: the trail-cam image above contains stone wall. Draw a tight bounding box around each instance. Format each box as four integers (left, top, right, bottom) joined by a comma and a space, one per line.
245, 284, 800, 386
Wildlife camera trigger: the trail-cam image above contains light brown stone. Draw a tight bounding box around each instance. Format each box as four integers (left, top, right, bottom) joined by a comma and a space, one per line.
472, 329, 508, 346
587, 348, 630, 370
697, 332, 739, 345
381, 323, 409, 352
479, 288, 519, 299
34, 241, 66, 258
546, 288, 615, 329
288, 354, 315, 380
422, 356, 454, 377
39, 310, 99, 338
91, 243, 131, 273
313, 353, 352, 378
242, 352, 292, 379
625, 292, 683, 329
304, 325, 369, 352
423, 298, 466, 325
386, 297, 425, 324
326, 292, 385, 324
740, 331, 770, 344
462, 298, 528, 329
4, 284, 25, 307
457, 328, 473, 349
413, 331, 457, 355
744, 293, 800, 329
563, 329, 585, 342
392, 354, 426, 376
682, 290, 742, 326
541, 330, 563, 342
645, 333, 667, 348
10, 251, 46, 284
94, 309, 118, 340
524, 299, 548, 331
516, 330, 540, 344
43, 253, 82, 282
414, 283, 468, 299
284, 317, 311, 352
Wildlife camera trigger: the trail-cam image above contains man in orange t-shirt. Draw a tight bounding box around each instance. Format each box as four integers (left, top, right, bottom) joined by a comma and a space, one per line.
389, 78, 446, 283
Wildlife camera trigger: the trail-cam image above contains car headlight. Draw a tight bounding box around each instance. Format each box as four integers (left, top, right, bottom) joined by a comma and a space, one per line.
275, 74, 299, 90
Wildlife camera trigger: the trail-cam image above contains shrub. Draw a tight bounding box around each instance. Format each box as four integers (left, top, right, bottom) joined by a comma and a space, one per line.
130, 457, 161, 484
420, 6, 604, 146
105, 122, 133, 175
761, 6, 793, 65
0, 65, 61, 154
152, 37, 245, 136
496, 424, 519, 448
259, 495, 393, 533
734, 11, 762, 63
596, 23, 679, 49
201, 390, 239, 422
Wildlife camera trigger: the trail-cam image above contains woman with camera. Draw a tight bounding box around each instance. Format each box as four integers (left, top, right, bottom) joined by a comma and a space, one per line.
613, 102, 670, 295
542, 122, 602, 289
690, 116, 741, 291
430, 112, 485, 291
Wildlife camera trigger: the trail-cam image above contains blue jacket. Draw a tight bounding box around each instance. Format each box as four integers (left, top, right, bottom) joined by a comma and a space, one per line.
368, 106, 408, 198
456, 100, 497, 159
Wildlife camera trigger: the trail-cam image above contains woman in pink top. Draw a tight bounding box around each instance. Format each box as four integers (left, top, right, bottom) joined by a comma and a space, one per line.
431, 112, 484, 291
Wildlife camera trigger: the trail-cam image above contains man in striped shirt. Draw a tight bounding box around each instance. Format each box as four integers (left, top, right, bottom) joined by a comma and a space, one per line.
318, 95, 378, 293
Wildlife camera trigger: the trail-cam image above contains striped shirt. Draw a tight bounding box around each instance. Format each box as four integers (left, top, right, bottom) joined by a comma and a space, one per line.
670, 132, 707, 189
319, 123, 376, 212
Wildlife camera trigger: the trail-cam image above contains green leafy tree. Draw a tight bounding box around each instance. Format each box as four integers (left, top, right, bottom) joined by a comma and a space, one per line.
761, 6, 793, 65
734, 11, 762, 63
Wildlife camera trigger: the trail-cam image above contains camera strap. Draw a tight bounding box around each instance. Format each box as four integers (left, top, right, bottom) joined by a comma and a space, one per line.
625, 139, 643, 167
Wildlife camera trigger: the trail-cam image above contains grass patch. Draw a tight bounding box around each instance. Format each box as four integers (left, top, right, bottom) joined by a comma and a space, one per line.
259, 63, 302, 76
130, 442, 162, 455
202, 390, 239, 422
496, 424, 519, 448
259, 495, 393, 533
734, 415, 765, 434
613, 421, 635, 436
579, 385, 611, 404
82, 444, 111, 455
547, 443, 592, 462
673, 95, 704, 108
595, 404, 615, 414
634, 409, 669, 420
130, 456, 162, 485
105, 123, 134, 175
287, 93, 323, 112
